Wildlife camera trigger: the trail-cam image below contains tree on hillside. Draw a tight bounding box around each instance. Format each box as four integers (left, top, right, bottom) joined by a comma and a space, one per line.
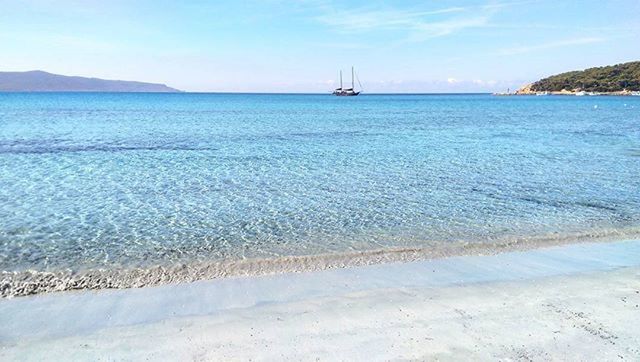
531, 61, 640, 92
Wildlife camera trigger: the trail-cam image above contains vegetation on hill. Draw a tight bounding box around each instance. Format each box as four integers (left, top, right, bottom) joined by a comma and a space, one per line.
531, 61, 640, 92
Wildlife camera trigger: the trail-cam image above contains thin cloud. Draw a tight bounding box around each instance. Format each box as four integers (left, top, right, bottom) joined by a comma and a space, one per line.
0, 32, 119, 52
309, 41, 372, 50
354, 78, 522, 93
406, 15, 491, 42
315, 7, 468, 32
499, 37, 605, 55
311, 1, 518, 42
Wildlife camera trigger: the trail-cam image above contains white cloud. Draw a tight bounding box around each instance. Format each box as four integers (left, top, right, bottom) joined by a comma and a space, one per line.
499, 37, 605, 55
315, 7, 467, 32
313, 1, 508, 42
343, 78, 523, 93
307, 41, 372, 50
407, 15, 491, 42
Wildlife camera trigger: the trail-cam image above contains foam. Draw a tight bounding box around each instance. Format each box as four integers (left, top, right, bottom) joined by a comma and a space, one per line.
3, 227, 639, 298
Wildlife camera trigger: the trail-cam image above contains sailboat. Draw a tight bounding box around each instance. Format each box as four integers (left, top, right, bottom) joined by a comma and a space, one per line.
333, 67, 361, 96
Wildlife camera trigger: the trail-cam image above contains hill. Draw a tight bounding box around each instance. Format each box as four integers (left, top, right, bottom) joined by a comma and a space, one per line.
529, 61, 640, 92
0, 70, 180, 92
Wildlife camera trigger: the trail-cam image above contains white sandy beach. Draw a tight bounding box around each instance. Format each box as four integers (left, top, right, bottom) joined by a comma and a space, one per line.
1, 240, 639, 360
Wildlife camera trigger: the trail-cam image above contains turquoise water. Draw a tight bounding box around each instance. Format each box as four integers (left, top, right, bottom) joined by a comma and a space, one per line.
1, 93, 639, 273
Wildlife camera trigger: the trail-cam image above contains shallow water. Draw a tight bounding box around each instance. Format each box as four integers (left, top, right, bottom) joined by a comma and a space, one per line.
1, 93, 639, 273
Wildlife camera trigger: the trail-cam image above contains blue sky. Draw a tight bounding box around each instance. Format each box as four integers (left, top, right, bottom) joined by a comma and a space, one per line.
1, 0, 639, 92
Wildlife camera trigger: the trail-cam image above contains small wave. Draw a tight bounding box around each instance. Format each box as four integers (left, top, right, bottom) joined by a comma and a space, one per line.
509, 194, 622, 214
472, 186, 624, 215
573, 201, 618, 212
0, 144, 219, 155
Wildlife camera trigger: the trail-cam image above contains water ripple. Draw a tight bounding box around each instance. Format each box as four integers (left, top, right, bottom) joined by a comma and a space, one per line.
1, 93, 639, 275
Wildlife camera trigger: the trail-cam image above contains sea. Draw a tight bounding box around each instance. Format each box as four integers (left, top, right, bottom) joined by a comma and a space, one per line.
1, 93, 639, 291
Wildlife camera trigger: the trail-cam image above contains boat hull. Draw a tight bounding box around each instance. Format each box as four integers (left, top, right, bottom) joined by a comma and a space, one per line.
333, 91, 360, 96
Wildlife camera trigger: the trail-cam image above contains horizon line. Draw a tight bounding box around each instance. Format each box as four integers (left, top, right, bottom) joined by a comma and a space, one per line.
0, 91, 494, 95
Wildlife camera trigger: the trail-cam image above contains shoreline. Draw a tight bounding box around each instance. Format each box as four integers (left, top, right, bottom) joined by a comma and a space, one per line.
493, 91, 640, 96
3, 226, 639, 298
1, 239, 639, 359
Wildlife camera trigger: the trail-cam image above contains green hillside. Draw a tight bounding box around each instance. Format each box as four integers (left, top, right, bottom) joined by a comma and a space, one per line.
531, 61, 640, 92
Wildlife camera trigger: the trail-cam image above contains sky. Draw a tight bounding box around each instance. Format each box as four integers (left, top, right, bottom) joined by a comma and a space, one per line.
1, 0, 639, 93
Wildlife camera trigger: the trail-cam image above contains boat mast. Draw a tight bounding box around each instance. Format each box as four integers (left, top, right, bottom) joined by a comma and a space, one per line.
340, 70, 343, 89
351, 66, 355, 89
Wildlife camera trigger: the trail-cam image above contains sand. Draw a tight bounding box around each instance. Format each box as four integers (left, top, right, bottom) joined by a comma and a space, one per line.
1, 240, 639, 360
4, 227, 639, 298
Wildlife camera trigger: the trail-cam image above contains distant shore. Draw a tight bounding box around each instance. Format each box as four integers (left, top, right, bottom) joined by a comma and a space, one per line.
498, 61, 640, 97
494, 87, 640, 96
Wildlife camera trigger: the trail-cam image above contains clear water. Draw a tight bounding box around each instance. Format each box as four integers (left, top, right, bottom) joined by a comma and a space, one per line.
1, 93, 639, 273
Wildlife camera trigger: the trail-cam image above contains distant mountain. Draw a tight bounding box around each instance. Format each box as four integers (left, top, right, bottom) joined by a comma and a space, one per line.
529, 61, 640, 92
0, 70, 180, 92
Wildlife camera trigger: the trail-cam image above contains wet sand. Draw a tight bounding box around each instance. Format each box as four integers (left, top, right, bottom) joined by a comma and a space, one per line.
3, 227, 639, 298
1, 240, 639, 360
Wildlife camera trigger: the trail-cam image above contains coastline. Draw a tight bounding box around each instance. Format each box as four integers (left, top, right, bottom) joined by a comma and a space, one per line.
1, 238, 639, 359
494, 90, 640, 96
493, 83, 640, 96
2, 226, 639, 298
